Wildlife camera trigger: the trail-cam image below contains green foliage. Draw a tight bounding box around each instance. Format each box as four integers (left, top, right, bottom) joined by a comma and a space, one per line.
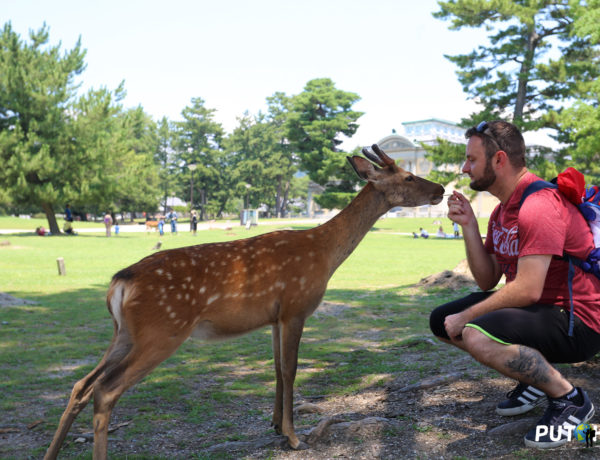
173, 97, 226, 219
0, 22, 86, 232
286, 78, 363, 186
434, 1, 600, 130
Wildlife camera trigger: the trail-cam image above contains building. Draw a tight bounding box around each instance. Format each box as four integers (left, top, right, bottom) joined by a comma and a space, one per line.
376, 118, 498, 218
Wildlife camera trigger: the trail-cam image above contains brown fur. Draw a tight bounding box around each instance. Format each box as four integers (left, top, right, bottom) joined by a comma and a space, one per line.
44, 145, 444, 459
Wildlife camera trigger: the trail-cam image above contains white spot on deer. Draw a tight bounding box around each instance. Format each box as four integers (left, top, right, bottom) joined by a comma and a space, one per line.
299, 276, 306, 286
180, 261, 186, 268
158, 300, 164, 306
168, 285, 175, 290
166, 272, 173, 280
169, 312, 176, 319
155, 269, 164, 275
221, 261, 227, 266
210, 261, 216, 267
180, 321, 187, 329
181, 284, 187, 290
185, 293, 190, 301
166, 305, 172, 312
173, 319, 180, 325
185, 276, 192, 283
309, 251, 315, 257
307, 234, 314, 239
295, 256, 301, 262
199, 286, 206, 294
159, 286, 166, 294
275, 281, 286, 289
275, 240, 288, 246
207, 293, 221, 305
176, 293, 182, 300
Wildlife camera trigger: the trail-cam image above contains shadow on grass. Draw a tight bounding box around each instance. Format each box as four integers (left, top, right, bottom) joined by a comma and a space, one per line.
4, 284, 600, 459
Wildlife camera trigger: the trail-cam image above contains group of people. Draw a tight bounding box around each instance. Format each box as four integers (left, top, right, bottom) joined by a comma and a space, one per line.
413, 222, 461, 239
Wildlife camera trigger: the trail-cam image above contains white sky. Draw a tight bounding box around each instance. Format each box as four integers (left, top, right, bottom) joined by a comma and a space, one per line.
3, 0, 497, 150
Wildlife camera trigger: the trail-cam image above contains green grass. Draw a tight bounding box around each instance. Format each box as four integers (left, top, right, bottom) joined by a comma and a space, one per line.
0, 215, 488, 458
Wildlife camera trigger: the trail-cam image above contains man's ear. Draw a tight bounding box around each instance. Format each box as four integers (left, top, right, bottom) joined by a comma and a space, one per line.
347, 156, 378, 181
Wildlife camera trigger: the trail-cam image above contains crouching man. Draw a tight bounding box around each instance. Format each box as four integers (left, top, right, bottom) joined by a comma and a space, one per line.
430, 120, 600, 448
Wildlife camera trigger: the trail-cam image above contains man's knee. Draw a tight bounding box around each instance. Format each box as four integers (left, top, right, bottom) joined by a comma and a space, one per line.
462, 326, 499, 361
429, 306, 449, 339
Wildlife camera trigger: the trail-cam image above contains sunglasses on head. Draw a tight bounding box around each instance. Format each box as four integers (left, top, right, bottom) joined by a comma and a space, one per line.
476, 121, 500, 148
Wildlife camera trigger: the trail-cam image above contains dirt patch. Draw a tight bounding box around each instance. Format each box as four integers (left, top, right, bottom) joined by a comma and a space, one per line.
0, 292, 38, 307
3, 275, 599, 459
416, 259, 479, 290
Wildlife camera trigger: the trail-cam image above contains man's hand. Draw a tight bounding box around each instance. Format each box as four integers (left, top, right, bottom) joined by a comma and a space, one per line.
444, 311, 470, 341
447, 191, 476, 228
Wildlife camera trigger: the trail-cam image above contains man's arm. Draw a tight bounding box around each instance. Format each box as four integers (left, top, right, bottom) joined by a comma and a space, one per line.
448, 191, 502, 290
444, 254, 552, 340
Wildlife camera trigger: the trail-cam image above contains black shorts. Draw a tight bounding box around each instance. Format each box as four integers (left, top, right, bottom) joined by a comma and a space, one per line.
429, 292, 600, 363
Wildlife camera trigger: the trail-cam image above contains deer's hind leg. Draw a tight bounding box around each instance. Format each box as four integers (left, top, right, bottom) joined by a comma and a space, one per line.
271, 324, 284, 434
44, 332, 124, 460
90, 336, 188, 459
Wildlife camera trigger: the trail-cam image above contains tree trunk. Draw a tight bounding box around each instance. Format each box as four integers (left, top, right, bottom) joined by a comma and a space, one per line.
280, 180, 290, 217
514, 26, 539, 121
42, 202, 61, 235
276, 176, 282, 218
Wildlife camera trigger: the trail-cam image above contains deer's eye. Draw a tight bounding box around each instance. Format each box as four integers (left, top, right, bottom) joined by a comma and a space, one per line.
405, 175, 414, 182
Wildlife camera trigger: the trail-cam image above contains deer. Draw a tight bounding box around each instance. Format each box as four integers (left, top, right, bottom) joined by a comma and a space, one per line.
44, 144, 445, 459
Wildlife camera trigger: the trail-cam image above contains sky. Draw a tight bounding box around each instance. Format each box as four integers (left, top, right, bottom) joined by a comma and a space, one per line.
2, 0, 497, 150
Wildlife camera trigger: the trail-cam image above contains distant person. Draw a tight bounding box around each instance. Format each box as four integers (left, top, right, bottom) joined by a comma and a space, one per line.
167, 210, 178, 234
453, 221, 460, 238
419, 227, 429, 239
65, 204, 73, 222
412, 232, 419, 239
191, 210, 198, 236
104, 212, 113, 237
436, 226, 447, 238
36, 226, 49, 236
158, 215, 165, 236
114, 222, 120, 235
63, 221, 76, 235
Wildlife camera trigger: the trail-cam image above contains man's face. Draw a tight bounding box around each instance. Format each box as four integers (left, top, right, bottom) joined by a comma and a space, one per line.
462, 136, 497, 191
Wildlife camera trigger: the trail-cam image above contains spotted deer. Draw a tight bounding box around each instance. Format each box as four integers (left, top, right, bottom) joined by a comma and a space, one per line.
44, 145, 444, 459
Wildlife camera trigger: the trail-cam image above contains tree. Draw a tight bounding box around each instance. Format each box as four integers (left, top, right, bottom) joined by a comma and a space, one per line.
112, 106, 161, 218
173, 97, 226, 220
286, 78, 363, 185
0, 22, 86, 233
156, 117, 178, 215
435, 0, 600, 131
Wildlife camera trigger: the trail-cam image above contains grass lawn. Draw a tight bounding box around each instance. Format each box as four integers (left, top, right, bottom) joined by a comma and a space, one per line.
0, 216, 489, 458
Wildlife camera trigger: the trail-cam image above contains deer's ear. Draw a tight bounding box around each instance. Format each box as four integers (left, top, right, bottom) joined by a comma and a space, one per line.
347, 156, 379, 181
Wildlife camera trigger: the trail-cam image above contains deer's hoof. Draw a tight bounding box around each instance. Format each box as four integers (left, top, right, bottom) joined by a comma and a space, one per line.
290, 440, 309, 450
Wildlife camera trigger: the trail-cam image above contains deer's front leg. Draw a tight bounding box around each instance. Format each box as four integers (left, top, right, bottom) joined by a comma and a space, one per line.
279, 317, 308, 450
271, 324, 283, 434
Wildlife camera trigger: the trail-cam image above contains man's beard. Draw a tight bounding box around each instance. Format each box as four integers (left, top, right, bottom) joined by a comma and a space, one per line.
470, 159, 496, 191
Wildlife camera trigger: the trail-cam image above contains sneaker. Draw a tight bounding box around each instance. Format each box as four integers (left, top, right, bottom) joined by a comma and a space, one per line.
524, 387, 595, 449
496, 382, 546, 416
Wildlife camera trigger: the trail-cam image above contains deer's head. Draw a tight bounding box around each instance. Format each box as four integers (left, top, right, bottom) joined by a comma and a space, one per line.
347, 144, 445, 208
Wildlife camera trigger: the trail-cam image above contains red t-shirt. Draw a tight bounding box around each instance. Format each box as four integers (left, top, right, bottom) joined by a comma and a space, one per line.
485, 171, 600, 333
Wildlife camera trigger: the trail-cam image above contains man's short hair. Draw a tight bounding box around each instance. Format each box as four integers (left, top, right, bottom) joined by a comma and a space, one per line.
465, 120, 526, 168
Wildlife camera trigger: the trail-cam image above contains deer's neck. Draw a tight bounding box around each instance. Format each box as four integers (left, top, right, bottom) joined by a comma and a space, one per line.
314, 183, 388, 276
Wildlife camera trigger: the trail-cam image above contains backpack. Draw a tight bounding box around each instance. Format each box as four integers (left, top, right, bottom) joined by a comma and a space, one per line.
519, 167, 600, 335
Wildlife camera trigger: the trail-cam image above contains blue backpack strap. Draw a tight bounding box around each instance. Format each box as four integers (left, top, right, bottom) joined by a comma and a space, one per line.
519, 179, 576, 337
519, 180, 557, 208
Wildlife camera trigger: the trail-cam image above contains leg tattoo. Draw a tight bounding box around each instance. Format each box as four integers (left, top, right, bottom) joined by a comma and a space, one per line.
505, 345, 551, 386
